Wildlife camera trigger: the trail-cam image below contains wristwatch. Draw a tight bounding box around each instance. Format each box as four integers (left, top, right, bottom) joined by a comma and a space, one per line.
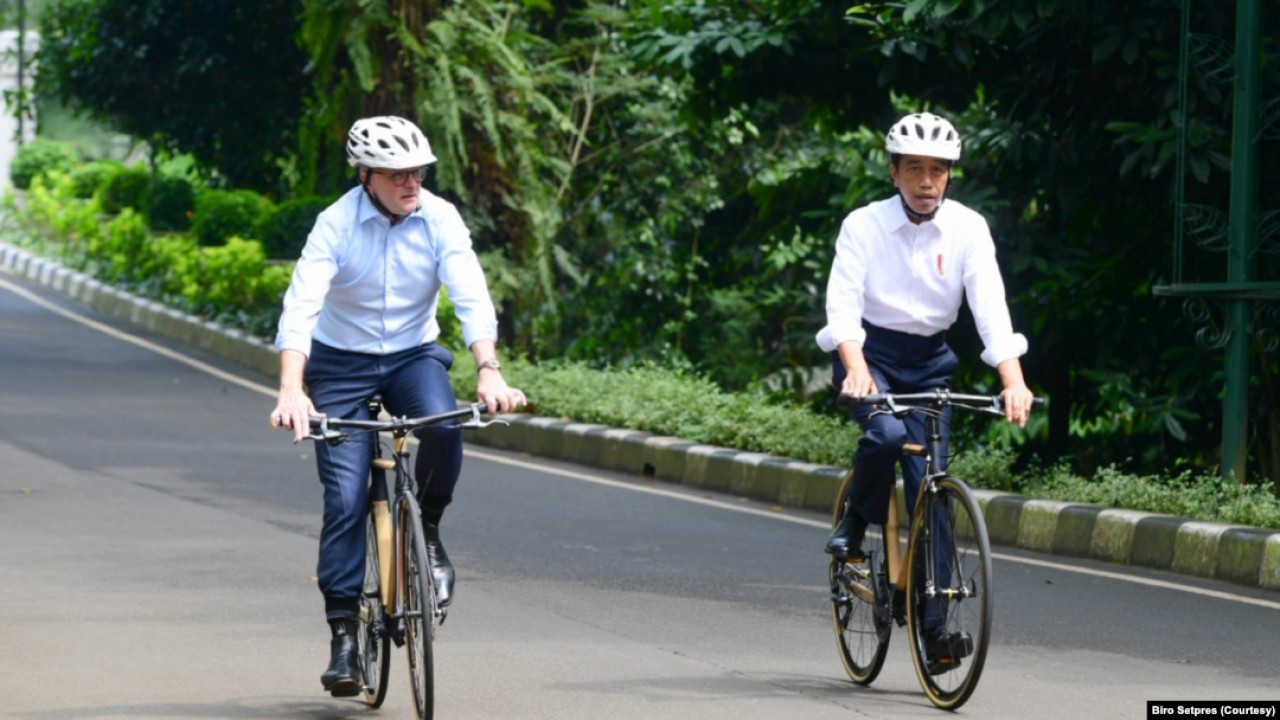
477, 358, 501, 373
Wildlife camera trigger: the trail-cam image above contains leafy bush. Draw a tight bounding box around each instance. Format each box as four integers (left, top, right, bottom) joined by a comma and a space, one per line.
949, 447, 1020, 493
69, 160, 123, 200
191, 189, 273, 247
9, 139, 79, 190
1026, 466, 1280, 529
98, 165, 151, 215
256, 195, 332, 259
447, 359, 860, 467
134, 233, 200, 301
146, 173, 198, 232
87, 209, 149, 283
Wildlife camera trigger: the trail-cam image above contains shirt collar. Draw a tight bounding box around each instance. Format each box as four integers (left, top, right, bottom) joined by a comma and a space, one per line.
886, 194, 951, 234
356, 188, 426, 226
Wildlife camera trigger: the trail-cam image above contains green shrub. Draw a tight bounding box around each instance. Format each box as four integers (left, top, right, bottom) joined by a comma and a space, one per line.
98, 165, 150, 215
87, 209, 149, 283
191, 189, 274, 247
9, 139, 79, 190
1026, 465, 1280, 529
69, 160, 124, 200
186, 236, 270, 310
447, 359, 859, 467
950, 447, 1020, 492
256, 196, 332, 259
135, 233, 200, 302
146, 173, 198, 232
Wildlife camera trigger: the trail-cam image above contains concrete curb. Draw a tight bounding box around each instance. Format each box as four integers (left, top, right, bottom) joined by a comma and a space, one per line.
3, 241, 1278, 592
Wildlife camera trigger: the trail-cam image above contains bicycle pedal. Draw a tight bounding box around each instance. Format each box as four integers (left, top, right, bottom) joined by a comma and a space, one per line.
927, 657, 962, 676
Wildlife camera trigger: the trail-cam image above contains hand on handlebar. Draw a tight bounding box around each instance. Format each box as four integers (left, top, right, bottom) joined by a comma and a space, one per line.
270, 387, 322, 444
839, 366, 878, 402
999, 383, 1036, 429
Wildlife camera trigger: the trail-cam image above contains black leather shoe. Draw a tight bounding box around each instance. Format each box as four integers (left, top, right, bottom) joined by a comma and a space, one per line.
424, 523, 455, 608
923, 628, 973, 675
320, 634, 360, 697
825, 511, 868, 558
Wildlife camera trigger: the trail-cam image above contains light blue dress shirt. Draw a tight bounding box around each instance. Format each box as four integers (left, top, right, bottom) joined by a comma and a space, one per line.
275, 186, 498, 357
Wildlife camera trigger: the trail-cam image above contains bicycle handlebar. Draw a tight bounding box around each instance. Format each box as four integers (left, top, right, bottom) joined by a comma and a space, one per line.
306, 402, 501, 443
838, 390, 1045, 416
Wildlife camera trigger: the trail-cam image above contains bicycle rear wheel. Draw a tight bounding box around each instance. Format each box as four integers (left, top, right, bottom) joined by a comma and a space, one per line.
829, 469, 890, 685
398, 495, 436, 720
358, 512, 391, 707
904, 475, 992, 710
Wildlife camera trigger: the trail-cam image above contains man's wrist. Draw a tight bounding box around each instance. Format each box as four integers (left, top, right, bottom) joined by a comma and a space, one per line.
477, 358, 501, 373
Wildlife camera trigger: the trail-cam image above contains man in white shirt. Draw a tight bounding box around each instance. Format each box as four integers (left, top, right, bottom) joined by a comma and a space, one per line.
816, 112, 1034, 668
268, 116, 526, 696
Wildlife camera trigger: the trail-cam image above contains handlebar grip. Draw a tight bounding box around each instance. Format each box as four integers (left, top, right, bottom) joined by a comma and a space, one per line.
837, 393, 884, 407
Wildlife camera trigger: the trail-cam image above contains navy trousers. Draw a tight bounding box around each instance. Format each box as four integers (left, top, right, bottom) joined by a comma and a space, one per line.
831, 323, 958, 629
306, 340, 462, 620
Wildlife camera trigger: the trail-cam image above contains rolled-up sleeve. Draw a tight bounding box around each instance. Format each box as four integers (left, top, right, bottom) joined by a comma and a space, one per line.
274, 218, 342, 357
963, 230, 1027, 367
819, 215, 870, 353
432, 206, 498, 349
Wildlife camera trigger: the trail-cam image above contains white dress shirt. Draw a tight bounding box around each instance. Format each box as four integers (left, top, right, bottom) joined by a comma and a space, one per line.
816, 196, 1027, 367
275, 186, 498, 357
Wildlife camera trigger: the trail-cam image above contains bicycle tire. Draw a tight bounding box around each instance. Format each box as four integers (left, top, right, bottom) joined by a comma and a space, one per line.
398, 494, 436, 720
829, 469, 891, 685
358, 512, 392, 707
904, 475, 992, 710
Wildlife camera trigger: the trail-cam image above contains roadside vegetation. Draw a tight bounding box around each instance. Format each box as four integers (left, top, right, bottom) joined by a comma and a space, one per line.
4, 0, 1278, 530
7, 154, 1278, 530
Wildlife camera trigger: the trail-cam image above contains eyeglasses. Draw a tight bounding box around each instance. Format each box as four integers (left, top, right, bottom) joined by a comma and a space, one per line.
372, 167, 428, 186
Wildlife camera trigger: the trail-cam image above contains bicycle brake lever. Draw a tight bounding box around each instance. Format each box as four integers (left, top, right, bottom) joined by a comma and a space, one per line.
305, 417, 346, 445
460, 417, 509, 429
458, 404, 511, 430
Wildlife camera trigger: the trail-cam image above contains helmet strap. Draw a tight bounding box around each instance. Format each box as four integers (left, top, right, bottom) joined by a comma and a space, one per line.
360, 171, 408, 225
899, 190, 943, 223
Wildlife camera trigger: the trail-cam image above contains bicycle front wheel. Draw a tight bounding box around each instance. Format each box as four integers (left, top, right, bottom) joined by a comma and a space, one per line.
829, 469, 890, 685
398, 495, 436, 720
358, 512, 392, 707
904, 475, 992, 710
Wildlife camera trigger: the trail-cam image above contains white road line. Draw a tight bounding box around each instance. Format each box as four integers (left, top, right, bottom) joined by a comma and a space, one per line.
0, 276, 276, 399
464, 448, 1280, 612
5, 272, 1279, 612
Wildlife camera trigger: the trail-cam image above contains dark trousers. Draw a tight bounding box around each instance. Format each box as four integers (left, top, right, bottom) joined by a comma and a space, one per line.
831, 324, 958, 628
306, 340, 462, 620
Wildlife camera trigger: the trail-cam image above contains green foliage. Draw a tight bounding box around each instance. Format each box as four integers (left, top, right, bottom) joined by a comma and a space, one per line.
145, 172, 198, 233
36, 0, 308, 192
9, 138, 79, 190
191, 189, 274, 247
949, 447, 1020, 493
1027, 466, 1280, 530
68, 159, 123, 200
256, 196, 333, 260
86, 208, 149, 283
97, 164, 149, 215
448, 359, 859, 466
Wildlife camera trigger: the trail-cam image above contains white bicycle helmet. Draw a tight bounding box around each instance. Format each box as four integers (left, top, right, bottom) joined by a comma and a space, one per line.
885, 112, 962, 161
346, 116, 437, 169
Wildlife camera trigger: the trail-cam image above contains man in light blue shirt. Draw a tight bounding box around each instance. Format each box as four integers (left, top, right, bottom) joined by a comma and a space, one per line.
269, 116, 525, 697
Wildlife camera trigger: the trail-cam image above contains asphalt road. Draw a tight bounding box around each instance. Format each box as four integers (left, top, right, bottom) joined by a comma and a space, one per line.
1, 269, 1278, 720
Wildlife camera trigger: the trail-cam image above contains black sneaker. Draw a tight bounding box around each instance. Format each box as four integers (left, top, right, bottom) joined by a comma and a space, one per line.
923, 628, 973, 675
825, 511, 868, 558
